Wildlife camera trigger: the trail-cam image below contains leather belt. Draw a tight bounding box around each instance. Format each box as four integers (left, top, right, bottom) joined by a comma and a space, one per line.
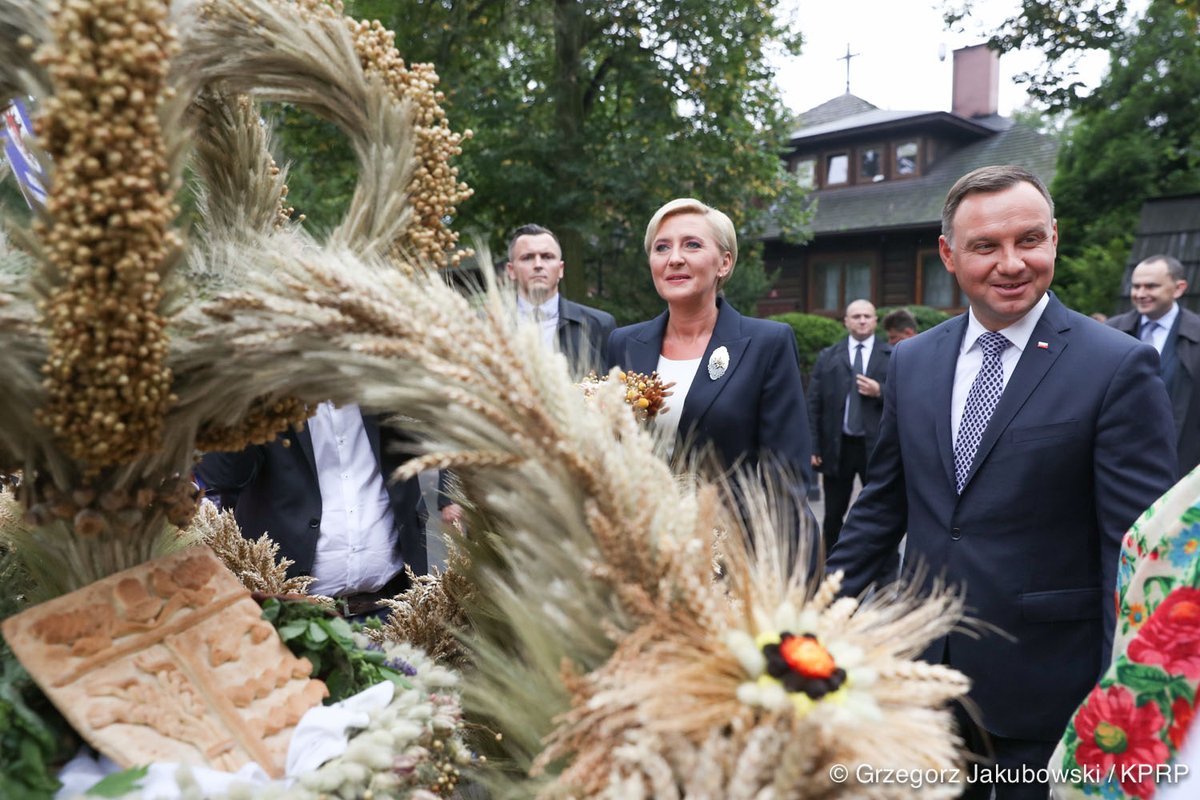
337, 570, 411, 617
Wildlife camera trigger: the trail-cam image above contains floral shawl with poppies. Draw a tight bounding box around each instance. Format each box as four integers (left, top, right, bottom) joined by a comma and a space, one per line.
1052, 468, 1200, 798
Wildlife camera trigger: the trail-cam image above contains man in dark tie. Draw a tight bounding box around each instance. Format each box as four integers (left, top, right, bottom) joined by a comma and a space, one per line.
807, 299, 890, 553
828, 166, 1177, 799
1107, 254, 1200, 478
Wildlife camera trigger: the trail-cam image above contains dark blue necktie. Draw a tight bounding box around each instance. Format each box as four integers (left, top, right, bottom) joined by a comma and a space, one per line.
954, 332, 1010, 494
846, 342, 864, 435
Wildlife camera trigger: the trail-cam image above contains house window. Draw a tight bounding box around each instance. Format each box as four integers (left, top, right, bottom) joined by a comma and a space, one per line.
825, 152, 849, 186
894, 141, 919, 177
793, 157, 816, 189
858, 146, 884, 183
919, 249, 963, 309
812, 255, 873, 312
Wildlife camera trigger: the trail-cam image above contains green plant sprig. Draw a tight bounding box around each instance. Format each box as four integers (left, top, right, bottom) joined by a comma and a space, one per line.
260, 598, 414, 702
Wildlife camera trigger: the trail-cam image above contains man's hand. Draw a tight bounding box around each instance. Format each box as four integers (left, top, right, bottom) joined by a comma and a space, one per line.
440, 503, 464, 527
856, 374, 881, 398
811, 454, 823, 468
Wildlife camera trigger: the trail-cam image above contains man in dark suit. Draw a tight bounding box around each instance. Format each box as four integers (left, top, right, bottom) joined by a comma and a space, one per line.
1107, 254, 1200, 478
807, 299, 891, 552
197, 407, 428, 614
439, 224, 616, 528
828, 166, 1177, 799
504, 223, 616, 376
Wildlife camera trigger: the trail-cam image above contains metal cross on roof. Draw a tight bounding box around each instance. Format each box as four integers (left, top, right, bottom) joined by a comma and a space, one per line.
838, 43, 861, 94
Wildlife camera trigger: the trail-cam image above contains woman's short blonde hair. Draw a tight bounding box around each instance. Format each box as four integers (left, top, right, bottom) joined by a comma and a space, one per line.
644, 198, 738, 290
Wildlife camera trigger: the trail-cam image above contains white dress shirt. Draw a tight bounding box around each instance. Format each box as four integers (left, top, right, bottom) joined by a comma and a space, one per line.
306, 402, 403, 598
654, 355, 701, 457
516, 293, 560, 348
1139, 302, 1178, 354
951, 293, 1051, 444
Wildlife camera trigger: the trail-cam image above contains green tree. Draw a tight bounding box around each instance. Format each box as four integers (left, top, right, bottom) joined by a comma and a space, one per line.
277, 0, 809, 321
948, 0, 1200, 314
946, 1, 1200, 112
1050, 0, 1200, 313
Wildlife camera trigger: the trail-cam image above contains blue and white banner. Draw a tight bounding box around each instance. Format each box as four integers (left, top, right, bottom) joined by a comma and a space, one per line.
2, 98, 47, 210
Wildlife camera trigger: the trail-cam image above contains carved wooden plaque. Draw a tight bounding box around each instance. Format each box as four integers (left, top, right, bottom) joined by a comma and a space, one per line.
1, 547, 327, 778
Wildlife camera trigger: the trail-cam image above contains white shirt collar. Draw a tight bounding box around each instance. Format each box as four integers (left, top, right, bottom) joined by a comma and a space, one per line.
848, 334, 875, 362
1141, 302, 1179, 334
516, 292, 559, 320
961, 292, 1051, 355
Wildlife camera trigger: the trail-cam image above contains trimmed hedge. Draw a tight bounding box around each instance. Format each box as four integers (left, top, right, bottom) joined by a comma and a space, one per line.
768, 312, 847, 381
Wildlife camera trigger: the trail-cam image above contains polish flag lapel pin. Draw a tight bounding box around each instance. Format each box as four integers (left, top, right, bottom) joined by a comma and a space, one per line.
1037, 341, 1050, 350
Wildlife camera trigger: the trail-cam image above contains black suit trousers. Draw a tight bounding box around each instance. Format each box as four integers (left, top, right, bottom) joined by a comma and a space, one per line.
821, 434, 866, 553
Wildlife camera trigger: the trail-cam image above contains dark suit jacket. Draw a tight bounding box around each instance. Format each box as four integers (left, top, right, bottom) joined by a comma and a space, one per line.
827, 294, 1176, 740
197, 412, 428, 579
807, 335, 891, 475
557, 296, 617, 378
1108, 306, 1200, 477
606, 297, 813, 491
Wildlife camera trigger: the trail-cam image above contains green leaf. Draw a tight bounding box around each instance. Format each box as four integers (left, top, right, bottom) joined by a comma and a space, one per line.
260, 598, 281, 623
85, 766, 149, 797
382, 670, 414, 691
1168, 676, 1196, 705
307, 620, 329, 643
276, 620, 309, 641
1115, 660, 1176, 697
325, 617, 355, 641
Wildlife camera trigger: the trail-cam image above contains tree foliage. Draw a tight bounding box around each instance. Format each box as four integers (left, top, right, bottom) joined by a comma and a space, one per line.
275, 0, 809, 323
1050, 0, 1200, 313
948, 0, 1200, 315
944, 1, 1134, 113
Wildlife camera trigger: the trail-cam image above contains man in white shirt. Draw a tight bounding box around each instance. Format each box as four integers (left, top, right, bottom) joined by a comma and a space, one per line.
807, 299, 891, 552
828, 166, 1176, 799
1107, 254, 1200, 477
197, 405, 427, 615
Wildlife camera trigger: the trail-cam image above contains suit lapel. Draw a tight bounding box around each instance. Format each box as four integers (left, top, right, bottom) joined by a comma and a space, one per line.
866, 339, 891, 378
959, 299, 1069, 492
680, 299, 750, 434
291, 418, 318, 479
1170, 309, 1200, 430
932, 318, 967, 490
556, 296, 582, 354
627, 311, 669, 374
363, 412, 383, 463
836, 338, 853, 390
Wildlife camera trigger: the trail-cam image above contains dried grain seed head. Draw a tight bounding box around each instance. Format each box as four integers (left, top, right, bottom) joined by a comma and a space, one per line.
341, 14, 473, 268
31, 0, 181, 470
195, 394, 309, 453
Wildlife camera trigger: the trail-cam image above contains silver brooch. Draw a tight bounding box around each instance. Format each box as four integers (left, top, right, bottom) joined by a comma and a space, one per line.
708, 346, 729, 380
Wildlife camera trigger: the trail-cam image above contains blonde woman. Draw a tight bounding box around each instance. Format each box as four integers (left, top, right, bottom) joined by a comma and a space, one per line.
607, 198, 812, 494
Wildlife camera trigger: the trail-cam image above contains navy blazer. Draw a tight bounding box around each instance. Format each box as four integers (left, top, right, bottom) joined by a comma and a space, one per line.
828, 294, 1176, 740
197, 412, 428, 579
807, 335, 892, 475
1108, 306, 1200, 477
606, 297, 813, 491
